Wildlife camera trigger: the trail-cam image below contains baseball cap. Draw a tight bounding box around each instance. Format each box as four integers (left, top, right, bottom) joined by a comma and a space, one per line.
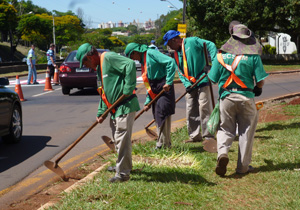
76, 43, 92, 68
163, 30, 180, 45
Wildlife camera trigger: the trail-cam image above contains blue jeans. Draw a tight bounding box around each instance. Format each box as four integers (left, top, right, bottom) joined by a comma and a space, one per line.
27, 65, 37, 84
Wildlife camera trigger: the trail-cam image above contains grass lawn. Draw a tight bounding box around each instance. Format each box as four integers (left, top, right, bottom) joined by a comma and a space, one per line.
46, 102, 300, 210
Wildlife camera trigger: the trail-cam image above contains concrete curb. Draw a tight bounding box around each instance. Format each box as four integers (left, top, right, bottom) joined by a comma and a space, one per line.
37, 162, 110, 210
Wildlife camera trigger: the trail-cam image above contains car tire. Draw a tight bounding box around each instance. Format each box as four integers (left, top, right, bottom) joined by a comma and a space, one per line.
3, 105, 22, 144
62, 86, 70, 95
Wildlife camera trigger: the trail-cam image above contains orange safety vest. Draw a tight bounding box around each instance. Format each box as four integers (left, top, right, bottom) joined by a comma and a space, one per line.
97, 52, 116, 113
174, 38, 197, 83
217, 52, 248, 89
141, 52, 157, 100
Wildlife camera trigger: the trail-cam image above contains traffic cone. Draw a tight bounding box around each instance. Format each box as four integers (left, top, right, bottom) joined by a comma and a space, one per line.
15, 75, 26, 101
53, 67, 59, 85
44, 70, 53, 91
30, 75, 33, 84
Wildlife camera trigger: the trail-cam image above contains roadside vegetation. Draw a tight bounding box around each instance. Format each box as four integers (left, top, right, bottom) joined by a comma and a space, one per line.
46, 100, 300, 210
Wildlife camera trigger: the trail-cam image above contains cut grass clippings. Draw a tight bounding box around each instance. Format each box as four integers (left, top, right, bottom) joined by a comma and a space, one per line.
47, 103, 300, 210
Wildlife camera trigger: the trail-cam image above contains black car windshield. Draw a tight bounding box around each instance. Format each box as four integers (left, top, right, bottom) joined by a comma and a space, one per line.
65, 49, 110, 63
65, 51, 78, 62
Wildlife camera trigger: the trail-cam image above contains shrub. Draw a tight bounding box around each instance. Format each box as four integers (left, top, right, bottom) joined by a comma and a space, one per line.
263, 44, 276, 54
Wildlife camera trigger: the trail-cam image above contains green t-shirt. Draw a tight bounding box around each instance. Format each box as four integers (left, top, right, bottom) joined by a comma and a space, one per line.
142, 49, 176, 105
208, 52, 269, 99
97, 52, 140, 119
176, 37, 217, 88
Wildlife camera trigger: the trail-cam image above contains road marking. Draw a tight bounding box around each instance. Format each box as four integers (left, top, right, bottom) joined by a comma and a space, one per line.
32, 88, 61, 97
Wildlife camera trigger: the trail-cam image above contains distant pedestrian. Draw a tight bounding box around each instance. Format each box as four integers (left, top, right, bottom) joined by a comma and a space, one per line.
47, 43, 57, 79
76, 43, 140, 183
208, 24, 268, 176
26, 44, 39, 85
163, 30, 217, 144
125, 43, 176, 149
149, 40, 158, 50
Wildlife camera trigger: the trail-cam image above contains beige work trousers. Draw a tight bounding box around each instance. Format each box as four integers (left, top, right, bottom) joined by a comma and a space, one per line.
156, 115, 172, 148
185, 85, 213, 141
217, 93, 258, 173
110, 112, 135, 178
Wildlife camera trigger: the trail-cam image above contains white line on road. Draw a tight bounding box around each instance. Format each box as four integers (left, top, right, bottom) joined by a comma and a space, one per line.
32, 88, 61, 97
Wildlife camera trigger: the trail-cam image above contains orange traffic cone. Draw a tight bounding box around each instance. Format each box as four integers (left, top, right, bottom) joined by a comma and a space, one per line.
30, 75, 33, 84
15, 75, 26, 101
53, 67, 59, 85
44, 70, 53, 91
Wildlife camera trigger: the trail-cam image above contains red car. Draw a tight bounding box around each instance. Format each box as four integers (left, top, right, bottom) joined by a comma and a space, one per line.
59, 49, 109, 95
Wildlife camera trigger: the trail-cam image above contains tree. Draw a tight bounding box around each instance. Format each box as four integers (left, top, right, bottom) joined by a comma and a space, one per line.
187, 0, 300, 50
0, 1, 19, 60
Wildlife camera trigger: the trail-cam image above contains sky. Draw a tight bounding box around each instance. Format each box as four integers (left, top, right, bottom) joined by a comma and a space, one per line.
29, 0, 183, 28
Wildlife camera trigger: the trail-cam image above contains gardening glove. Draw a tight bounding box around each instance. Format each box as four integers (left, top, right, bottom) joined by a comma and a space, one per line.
253, 86, 262, 97
186, 86, 193, 93
203, 65, 211, 74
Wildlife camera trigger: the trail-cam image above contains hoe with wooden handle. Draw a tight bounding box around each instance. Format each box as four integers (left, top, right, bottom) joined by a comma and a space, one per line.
44, 94, 126, 181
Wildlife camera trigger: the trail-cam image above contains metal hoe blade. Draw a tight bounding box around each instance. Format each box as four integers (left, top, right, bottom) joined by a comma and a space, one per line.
44, 160, 69, 181
203, 138, 218, 153
101, 136, 116, 152
145, 128, 158, 139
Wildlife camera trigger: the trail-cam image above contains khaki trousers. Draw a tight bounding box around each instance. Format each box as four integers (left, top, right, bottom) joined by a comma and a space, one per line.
156, 115, 172, 148
110, 112, 135, 178
217, 93, 258, 173
185, 85, 213, 141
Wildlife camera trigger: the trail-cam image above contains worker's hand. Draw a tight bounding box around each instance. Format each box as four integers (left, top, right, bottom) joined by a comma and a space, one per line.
203, 65, 211, 73
186, 86, 193, 93
163, 84, 170, 92
96, 116, 105, 124
143, 105, 150, 111
253, 86, 262, 97
53, 64, 56, 67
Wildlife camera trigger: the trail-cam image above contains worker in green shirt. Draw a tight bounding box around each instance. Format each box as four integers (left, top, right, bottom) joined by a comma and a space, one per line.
163, 30, 217, 144
208, 24, 268, 176
125, 43, 176, 149
76, 43, 140, 183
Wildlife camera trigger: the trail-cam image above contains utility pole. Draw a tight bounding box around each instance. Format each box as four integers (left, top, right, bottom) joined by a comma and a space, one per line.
183, 0, 186, 24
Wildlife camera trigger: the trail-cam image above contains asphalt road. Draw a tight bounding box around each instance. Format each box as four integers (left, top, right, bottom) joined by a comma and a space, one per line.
0, 71, 300, 207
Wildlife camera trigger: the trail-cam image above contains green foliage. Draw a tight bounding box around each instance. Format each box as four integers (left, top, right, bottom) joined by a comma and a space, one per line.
128, 34, 155, 45
262, 44, 276, 55
187, 0, 300, 46
0, 2, 18, 31
127, 24, 137, 35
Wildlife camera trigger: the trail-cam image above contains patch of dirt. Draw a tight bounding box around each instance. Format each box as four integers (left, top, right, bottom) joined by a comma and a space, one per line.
3, 97, 300, 210
258, 96, 300, 123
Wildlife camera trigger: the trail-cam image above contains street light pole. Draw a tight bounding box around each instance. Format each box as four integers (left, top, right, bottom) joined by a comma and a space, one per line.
160, 0, 178, 10
52, 14, 56, 46
183, 0, 186, 24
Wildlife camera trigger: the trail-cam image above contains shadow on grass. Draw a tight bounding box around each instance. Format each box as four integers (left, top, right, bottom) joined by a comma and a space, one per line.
254, 135, 273, 140
131, 167, 216, 186
224, 159, 300, 179
256, 122, 300, 132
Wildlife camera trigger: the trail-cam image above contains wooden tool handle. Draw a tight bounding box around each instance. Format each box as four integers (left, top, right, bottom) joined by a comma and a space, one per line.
135, 89, 165, 120
55, 94, 126, 165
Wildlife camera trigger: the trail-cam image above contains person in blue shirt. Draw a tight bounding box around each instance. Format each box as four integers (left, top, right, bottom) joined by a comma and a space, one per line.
46, 43, 57, 79
26, 44, 39, 85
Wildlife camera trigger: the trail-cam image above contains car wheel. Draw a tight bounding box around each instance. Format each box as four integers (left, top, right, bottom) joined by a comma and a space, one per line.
3, 105, 22, 143
62, 86, 70, 95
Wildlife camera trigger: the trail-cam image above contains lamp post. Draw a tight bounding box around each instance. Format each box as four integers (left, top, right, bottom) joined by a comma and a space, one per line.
160, 0, 178, 10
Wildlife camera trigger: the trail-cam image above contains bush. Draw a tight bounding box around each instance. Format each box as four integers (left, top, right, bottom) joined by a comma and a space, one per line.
37, 56, 47, 64
263, 44, 276, 54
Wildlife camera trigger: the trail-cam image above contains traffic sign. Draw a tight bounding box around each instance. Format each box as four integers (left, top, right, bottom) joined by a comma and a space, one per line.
177, 24, 187, 38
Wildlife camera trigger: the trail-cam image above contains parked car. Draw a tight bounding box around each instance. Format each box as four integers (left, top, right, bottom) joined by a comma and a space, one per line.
0, 77, 23, 143
59, 49, 110, 95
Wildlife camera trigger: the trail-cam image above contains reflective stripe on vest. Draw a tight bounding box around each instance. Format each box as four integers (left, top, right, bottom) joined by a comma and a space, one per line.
98, 52, 116, 114
217, 53, 248, 89
174, 38, 197, 83
141, 52, 157, 100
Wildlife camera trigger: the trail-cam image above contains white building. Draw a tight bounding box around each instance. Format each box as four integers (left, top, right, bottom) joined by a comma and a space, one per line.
268, 33, 297, 54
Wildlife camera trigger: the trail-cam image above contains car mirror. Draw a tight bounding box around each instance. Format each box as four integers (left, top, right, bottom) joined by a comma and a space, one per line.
0, 77, 9, 86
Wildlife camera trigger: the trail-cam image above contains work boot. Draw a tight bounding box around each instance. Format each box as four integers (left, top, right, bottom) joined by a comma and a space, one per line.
109, 175, 130, 183
107, 166, 116, 172
215, 154, 229, 176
